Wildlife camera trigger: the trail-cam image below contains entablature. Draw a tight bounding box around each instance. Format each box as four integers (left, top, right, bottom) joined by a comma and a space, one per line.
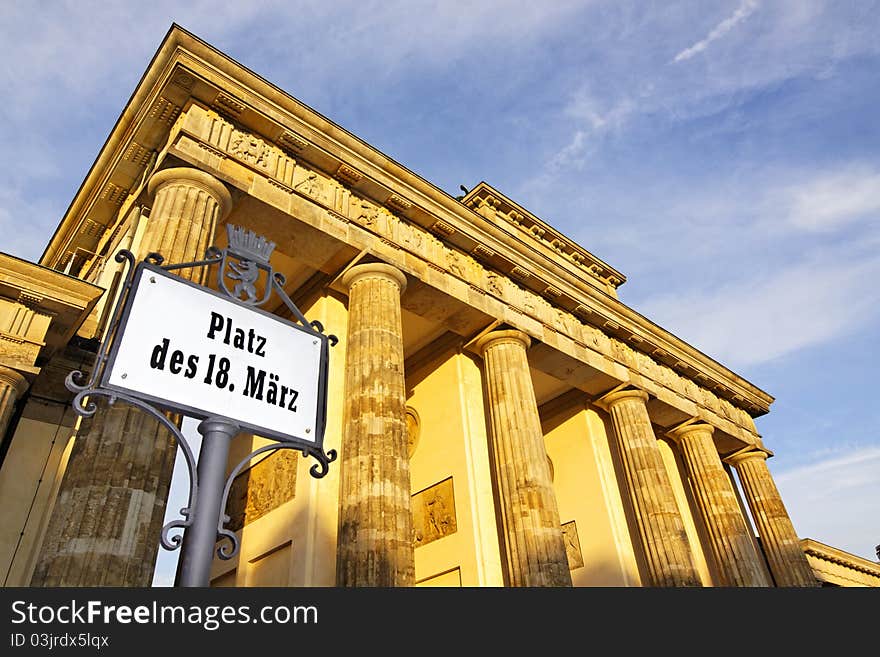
0, 253, 103, 373
801, 538, 880, 587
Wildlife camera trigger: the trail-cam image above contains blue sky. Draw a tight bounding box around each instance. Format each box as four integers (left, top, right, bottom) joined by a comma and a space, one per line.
2, 1, 878, 573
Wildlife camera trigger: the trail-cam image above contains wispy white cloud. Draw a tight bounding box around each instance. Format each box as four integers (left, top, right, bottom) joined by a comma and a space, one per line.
639, 253, 880, 369
776, 446, 880, 488
782, 164, 880, 232
672, 0, 760, 63
565, 92, 636, 132
617, 161, 880, 370
540, 93, 637, 175
547, 130, 590, 172
529, 3, 880, 206
773, 446, 880, 561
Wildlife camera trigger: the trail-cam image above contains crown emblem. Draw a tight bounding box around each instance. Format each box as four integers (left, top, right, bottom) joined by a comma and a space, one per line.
226, 224, 276, 264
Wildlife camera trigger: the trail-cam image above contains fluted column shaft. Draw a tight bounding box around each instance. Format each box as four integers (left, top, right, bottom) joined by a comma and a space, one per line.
32, 167, 231, 586
0, 365, 29, 443
336, 263, 414, 587
476, 330, 571, 587
671, 424, 771, 586
727, 450, 817, 587
601, 389, 701, 586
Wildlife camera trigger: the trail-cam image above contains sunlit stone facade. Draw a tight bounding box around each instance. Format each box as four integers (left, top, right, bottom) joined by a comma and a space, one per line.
1, 26, 876, 587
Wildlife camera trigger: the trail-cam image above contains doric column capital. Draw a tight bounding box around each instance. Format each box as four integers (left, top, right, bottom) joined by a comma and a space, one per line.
0, 364, 29, 397
725, 447, 771, 467
474, 329, 531, 356
667, 422, 715, 443
341, 262, 407, 294
147, 166, 233, 220
596, 387, 649, 409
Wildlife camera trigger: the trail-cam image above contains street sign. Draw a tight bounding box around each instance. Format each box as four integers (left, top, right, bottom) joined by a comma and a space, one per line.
102, 263, 329, 446
65, 225, 337, 586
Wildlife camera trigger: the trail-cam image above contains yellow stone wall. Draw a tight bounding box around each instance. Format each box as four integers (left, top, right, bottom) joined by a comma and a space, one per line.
0, 412, 76, 585
406, 350, 503, 586
542, 404, 641, 586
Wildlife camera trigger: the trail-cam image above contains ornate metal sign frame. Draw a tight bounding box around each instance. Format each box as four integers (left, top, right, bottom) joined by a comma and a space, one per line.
100, 260, 330, 447
65, 225, 338, 582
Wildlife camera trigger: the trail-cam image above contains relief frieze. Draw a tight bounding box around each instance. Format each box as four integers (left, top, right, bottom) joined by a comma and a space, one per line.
352, 196, 379, 227
229, 129, 273, 169
486, 271, 506, 300
445, 250, 470, 279
610, 338, 636, 368
182, 104, 297, 189
398, 220, 424, 252
293, 170, 327, 203
340, 178, 755, 430
176, 103, 758, 434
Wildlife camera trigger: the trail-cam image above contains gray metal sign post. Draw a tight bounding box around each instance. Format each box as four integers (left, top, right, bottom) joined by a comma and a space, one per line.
64, 225, 337, 587
177, 417, 240, 587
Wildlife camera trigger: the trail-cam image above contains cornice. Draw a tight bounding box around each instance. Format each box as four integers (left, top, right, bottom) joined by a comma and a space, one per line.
0, 253, 103, 312
801, 538, 880, 580
462, 182, 625, 292
37, 24, 773, 417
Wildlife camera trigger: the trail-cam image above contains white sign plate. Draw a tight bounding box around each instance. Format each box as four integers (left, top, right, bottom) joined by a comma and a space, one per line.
103, 265, 326, 444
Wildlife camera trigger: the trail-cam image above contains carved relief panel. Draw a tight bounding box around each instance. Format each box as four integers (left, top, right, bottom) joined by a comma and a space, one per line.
229, 129, 273, 169
180, 104, 297, 188
412, 477, 457, 547
293, 169, 329, 204
561, 520, 584, 570
226, 449, 298, 532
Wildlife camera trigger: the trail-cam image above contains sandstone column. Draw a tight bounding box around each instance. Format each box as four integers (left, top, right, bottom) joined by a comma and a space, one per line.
598, 388, 701, 586
669, 424, 771, 586
0, 365, 29, 443
726, 449, 818, 587
32, 167, 231, 586
476, 330, 571, 587
336, 262, 414, 587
